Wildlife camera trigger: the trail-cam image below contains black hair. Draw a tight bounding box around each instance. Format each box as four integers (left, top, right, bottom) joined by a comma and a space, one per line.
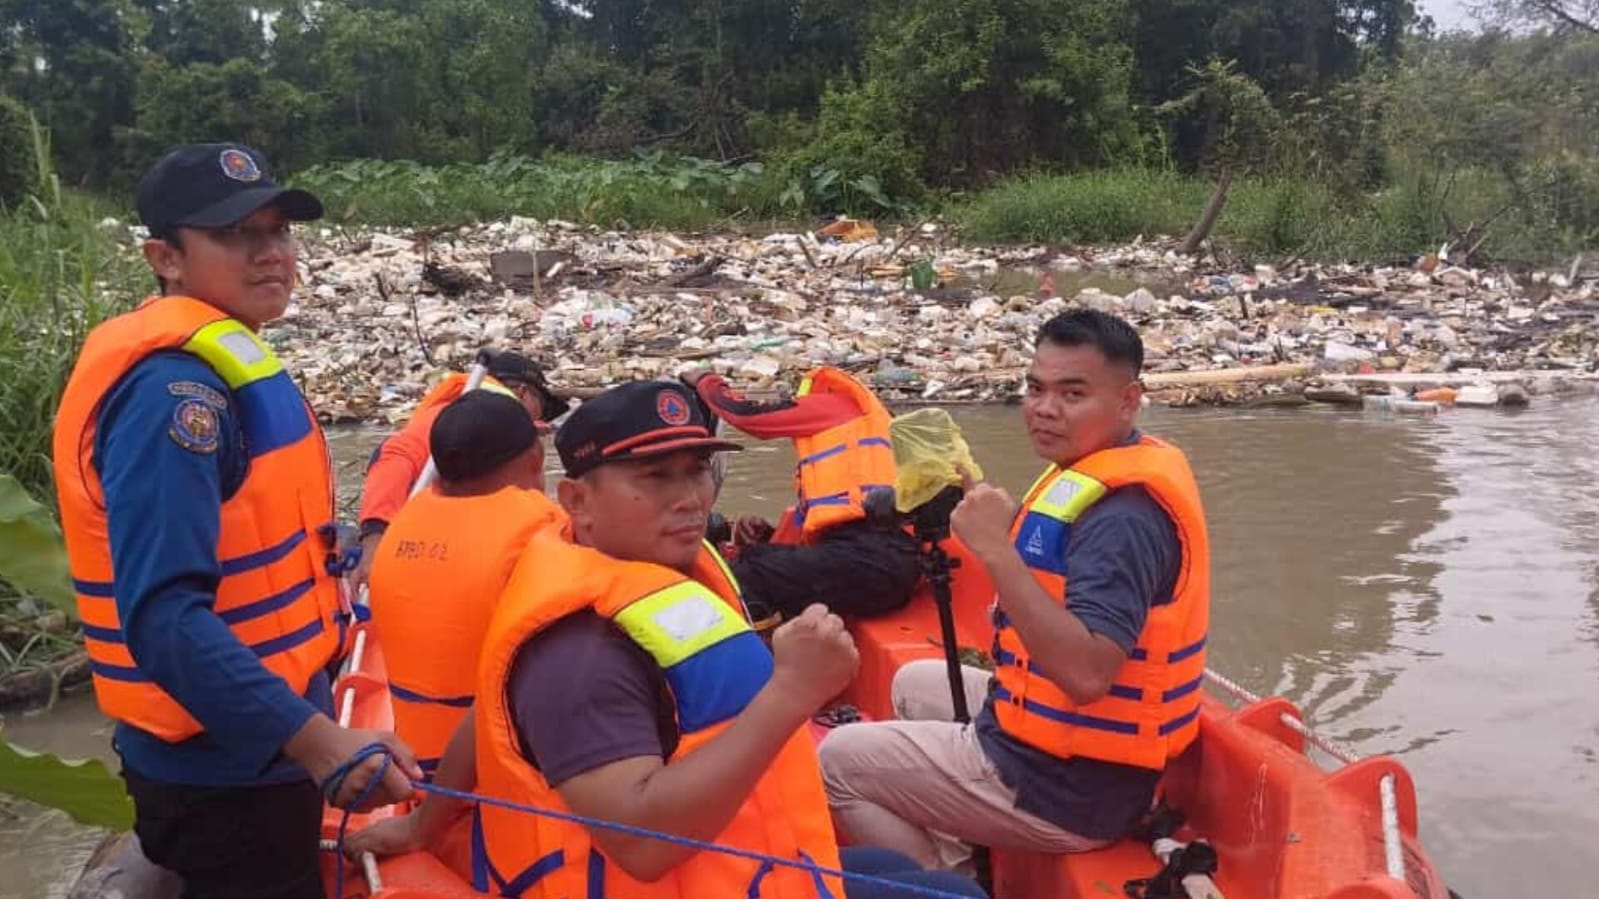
151, 230, 183, 295
1035, 309, 1144, 378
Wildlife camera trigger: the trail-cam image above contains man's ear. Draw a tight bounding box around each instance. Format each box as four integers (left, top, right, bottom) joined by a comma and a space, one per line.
142, 238, 182, 285
556, 476, 585, 521
1118, 378, 1144, 423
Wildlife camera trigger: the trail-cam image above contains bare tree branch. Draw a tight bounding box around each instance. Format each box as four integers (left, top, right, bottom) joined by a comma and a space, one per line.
1532, 0, 1599, 33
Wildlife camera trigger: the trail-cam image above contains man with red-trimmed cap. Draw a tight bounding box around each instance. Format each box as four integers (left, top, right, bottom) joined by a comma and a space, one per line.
51, 143, 418, 898
348, 381, 985, 898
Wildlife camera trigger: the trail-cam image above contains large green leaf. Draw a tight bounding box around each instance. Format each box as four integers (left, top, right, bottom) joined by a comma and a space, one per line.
0, 726, 131, 830
0, 473, 76, 619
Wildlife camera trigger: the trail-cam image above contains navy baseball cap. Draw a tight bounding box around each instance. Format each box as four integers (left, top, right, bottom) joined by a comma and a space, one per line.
556, 381, 740, 478
136, 143, 323, 237
430, 391, 540, 482
482, 349, 571, 421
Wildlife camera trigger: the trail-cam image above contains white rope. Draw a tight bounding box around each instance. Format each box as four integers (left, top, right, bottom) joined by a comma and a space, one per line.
338, 686, 356, 728
348, 629, 368, 679
1204, 669, 1405, 884
361, 851, 384, 892
1203, 668, 1361, 764
1379, 774, 1405, 882
318, 841, 383, 894
1202, 667, 1260, 705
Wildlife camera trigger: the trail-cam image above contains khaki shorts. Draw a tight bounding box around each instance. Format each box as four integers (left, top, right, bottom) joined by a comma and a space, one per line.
818, 660, 1108, 871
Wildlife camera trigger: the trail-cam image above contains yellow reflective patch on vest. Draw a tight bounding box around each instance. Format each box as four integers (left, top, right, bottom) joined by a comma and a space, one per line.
1028, 470, 1107, 523
702, 540, 741, 594
183, 320, 284, 389
613, 580, 750, 668
480, 377, 518, 399
797, 376, 814, 396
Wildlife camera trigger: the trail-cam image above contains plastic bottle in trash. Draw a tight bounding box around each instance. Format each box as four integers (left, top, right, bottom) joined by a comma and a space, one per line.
1362, 395, 1440, 416
580, 306, 633, 329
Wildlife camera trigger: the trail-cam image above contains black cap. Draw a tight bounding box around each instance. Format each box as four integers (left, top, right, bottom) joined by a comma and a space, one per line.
556, 381, 741, 478
136, 143, 323, 237
429, 391, 540, 483
482, 349, 570, 421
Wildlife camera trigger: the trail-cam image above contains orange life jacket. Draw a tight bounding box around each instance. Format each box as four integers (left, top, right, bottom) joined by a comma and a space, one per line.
52, 295, 342, 742
473, 536, 843, 899
417, 372, 519, 415
992, 435, 1211, 770
791, 367, 897, 540
369, 485, 569, 779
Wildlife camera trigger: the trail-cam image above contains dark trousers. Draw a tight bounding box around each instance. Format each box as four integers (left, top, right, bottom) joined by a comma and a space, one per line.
841, 847, 989, 898
122, 768, 325, 899
732, 522, 923, 620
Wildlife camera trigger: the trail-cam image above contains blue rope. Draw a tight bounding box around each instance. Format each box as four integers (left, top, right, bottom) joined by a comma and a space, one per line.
322, 742, 982, 899
320, 742, 394, 899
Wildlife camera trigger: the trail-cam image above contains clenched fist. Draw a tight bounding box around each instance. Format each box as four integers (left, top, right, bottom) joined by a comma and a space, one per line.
950, 482, 1020, 565
770, 604, 859, 713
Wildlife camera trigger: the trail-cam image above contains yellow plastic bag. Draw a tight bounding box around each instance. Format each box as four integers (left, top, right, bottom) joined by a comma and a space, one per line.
889, 408, 984, 513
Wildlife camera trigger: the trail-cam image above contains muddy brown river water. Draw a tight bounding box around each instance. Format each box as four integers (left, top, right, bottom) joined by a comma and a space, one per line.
5, 399, 1597, 897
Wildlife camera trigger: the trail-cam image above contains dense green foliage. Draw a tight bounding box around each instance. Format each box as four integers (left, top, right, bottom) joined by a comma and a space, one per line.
0, 1, 1593, 252
0, 0, 1423, 189
0, 95, 40, 209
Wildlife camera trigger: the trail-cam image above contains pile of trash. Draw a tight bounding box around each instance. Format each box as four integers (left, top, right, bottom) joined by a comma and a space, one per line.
264, 217, 1599, 422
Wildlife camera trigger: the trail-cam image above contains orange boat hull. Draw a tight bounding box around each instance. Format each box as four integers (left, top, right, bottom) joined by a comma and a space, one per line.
323, 532, 1450, 899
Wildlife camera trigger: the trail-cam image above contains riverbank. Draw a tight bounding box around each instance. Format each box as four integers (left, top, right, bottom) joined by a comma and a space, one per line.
260, 217, 1598, 423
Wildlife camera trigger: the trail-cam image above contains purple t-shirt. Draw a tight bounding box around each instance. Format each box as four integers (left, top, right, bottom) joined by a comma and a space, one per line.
508, 610, 678, 785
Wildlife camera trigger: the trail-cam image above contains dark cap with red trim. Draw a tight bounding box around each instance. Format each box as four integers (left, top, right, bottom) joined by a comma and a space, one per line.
555, 381, 741, 478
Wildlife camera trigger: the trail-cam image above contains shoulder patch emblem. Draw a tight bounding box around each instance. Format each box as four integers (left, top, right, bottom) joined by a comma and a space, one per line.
167, 380, 228, 409
169, 399, 220, 454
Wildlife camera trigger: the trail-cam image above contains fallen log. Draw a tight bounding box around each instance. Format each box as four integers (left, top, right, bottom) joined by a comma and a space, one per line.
666, 254, 725, 287
1143, 363, 1314, 388
0, 649, 91, 710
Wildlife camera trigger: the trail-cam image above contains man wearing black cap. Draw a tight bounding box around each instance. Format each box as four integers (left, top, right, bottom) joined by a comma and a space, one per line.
351, 348, 568, 592
368, 391, 566, 776
51, 143, 418, 898
455, 380, 984, 898
344, 382, 984, 898
362, 391, 568, 876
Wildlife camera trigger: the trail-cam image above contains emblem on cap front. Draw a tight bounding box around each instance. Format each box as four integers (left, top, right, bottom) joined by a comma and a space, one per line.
219, 148, 262, 182
657, 389, 691, 426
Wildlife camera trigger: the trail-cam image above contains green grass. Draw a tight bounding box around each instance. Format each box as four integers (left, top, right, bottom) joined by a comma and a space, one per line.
0, 127, 146, 507
954, 166, 1595, 264
952, 169, 1211, 245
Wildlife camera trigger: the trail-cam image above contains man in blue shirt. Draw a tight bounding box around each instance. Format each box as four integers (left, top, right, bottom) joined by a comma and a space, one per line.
819, 310, 1207, 871
53, 143, 419, 898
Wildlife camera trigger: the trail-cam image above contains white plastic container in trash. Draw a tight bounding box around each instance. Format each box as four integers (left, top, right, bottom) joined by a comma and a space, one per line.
1362, 395, 1441, 415
1454, 384, 1500, 407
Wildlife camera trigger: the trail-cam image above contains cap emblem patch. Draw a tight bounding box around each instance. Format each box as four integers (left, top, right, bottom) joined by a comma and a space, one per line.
219, 148, 262, 182
657, 389, 691, 426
